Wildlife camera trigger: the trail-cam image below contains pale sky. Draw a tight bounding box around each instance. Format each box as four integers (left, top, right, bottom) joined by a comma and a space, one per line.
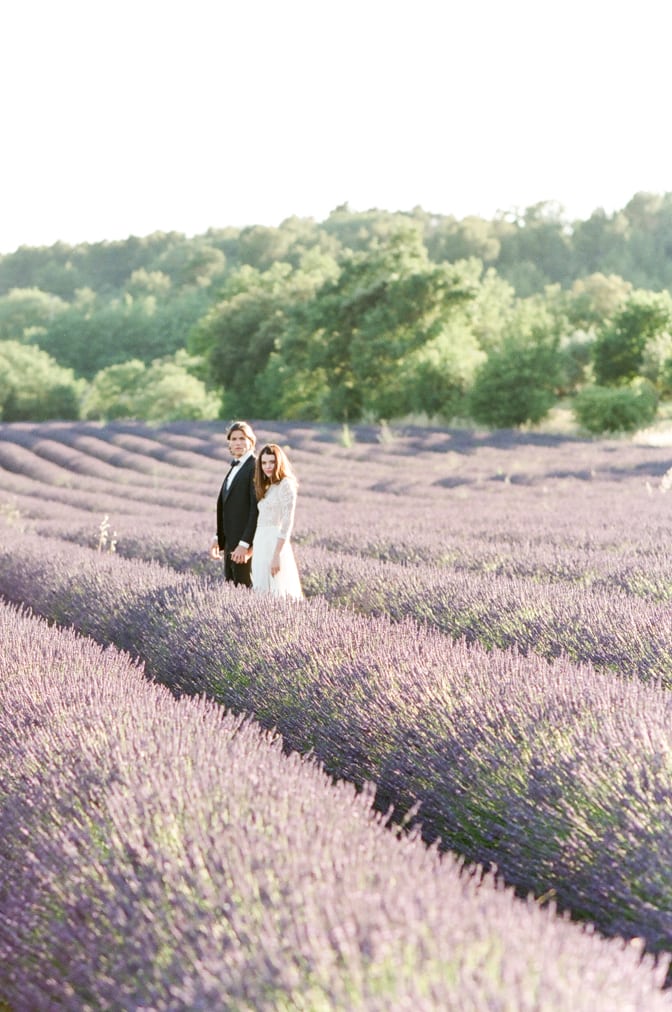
1, 0, 670, 254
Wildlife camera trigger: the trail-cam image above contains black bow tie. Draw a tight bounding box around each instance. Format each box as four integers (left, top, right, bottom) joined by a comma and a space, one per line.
230, 460, 241, 468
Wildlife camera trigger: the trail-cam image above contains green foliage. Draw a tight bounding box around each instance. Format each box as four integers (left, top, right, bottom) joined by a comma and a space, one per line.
468, 288, 571, 427
640, 331, 672, 394
155, 240, 227, 288
285, 228, 477, 421
137, 353, 220, 421
250, 348, 327, 422
0, 341, 84, 421
564, 273, 632, 330
125, 269, 172, 298
81, 359, 147, 419
466, 267, 516, 353
5, 193, 672, 305
573, 379, 659, 434
468, 337, 564, 428
424, 214, 501, 264
489, 202, 573, 296
35, 288, 211, 379
400, 359, 468, 421
189, 256, 340, 419
321, 205, 419, 255
593, 291, 672, 386
620, 193, 672, 290
558, 330, 596, 394
570, 209, 630, 282
190, 264, 292, 417
82, 352, 219, 422
395, 318, 485, 421
4, 196, 672, 426
0, 288, 68, 342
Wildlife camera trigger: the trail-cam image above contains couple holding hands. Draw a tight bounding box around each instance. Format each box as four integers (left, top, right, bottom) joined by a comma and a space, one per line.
209, 421, 303, 600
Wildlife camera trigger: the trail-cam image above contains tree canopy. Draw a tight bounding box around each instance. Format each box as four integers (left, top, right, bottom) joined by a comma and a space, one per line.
0, 341, 84, 421
3, 191, 672, 430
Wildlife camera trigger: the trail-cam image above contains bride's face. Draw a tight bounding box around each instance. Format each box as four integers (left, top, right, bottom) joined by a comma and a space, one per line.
261, 452, 277, 479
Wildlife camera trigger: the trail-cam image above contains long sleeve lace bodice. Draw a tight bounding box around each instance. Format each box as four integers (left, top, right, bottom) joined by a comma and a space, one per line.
256, 478, 297, 540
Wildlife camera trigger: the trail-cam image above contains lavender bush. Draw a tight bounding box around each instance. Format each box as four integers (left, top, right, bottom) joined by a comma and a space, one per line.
4, 419, 672, 991
4, 602, 670, 1009
2, 533, 672, 965
5, 421, 672, 670
25, 515, 672, 685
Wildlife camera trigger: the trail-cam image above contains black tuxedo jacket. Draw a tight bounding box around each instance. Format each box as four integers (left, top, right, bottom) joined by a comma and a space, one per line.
216, 456, 258, 554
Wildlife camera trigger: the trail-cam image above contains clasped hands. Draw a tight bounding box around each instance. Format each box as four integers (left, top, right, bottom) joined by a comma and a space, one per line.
209, 539, 252, 564
231, 544, 252, 565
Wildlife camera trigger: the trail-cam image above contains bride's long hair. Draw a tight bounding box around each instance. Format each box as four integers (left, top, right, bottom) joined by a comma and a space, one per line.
254, 443, 296, 500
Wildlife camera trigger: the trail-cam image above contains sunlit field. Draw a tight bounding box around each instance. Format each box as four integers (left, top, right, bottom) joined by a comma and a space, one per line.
2, 418, 672, 1009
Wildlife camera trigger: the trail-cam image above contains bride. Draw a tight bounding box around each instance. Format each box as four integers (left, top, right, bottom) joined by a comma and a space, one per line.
251, 443, 303, 600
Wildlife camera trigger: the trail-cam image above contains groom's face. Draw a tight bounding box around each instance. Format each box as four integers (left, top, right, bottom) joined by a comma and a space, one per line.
228, 430, 251, 459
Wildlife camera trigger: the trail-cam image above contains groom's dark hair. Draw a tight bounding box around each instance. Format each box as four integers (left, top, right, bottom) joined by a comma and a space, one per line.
226, 420, 256, 447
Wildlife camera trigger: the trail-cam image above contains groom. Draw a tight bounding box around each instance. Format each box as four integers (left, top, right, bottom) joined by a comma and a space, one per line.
210, 420, 258, 586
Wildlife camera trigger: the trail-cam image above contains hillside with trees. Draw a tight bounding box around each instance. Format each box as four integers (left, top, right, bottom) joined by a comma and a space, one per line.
1, 191, 672, 431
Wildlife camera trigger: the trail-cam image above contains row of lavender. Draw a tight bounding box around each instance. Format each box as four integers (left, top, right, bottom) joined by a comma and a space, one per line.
2, 531, 672, 971
4, 422, 672, 688
10, 604, 664, 1009
3, 424, 672, 941
3, 418, 672, 544
35, 518, 672, 686
3, 419, 672, 590
5, 466, 672, 611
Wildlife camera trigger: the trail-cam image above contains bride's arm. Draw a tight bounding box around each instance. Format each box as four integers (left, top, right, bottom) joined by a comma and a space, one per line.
277, 479, 297, 541
271, 480, 297, 574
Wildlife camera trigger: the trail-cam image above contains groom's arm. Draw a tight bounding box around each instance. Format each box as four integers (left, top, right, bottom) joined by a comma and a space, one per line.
239, 469, 259, 548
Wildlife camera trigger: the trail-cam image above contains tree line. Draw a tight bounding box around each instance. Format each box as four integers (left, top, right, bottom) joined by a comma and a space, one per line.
1, 192, 672, 431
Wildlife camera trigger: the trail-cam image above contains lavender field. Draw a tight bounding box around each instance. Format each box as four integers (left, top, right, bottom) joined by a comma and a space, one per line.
2, 418, 672, 1009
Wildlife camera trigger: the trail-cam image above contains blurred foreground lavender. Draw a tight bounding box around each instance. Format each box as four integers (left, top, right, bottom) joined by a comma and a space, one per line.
3, 419, 672, 1002
4, 602, 670, 1009
2, 532, 672, 972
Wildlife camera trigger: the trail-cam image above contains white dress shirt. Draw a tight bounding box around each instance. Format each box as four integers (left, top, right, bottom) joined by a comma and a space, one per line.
226, 449, 254, 489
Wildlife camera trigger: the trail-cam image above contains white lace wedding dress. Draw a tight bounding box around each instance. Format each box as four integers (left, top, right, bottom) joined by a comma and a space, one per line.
251, 477, 303, 599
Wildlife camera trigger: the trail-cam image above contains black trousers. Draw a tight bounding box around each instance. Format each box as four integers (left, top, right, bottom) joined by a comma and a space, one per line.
224, 554, 252, 587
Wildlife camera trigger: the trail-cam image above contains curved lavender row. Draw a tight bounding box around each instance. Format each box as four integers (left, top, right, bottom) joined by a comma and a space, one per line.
5, 417, 672, 483
30, 488, 672, 602
31, 516, 672, 686
6, 418, 672, 508
22, 493, 672, 612
5, 605, 669, 1010
5, 419, 672, 608
0, 439, 216, 511
298, 511, 672, 603
2, 535, 672, 962
4, 417, 672, 618
27, 506, 672, 634
0, 465, 212, 530
300, 547, 672, 684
